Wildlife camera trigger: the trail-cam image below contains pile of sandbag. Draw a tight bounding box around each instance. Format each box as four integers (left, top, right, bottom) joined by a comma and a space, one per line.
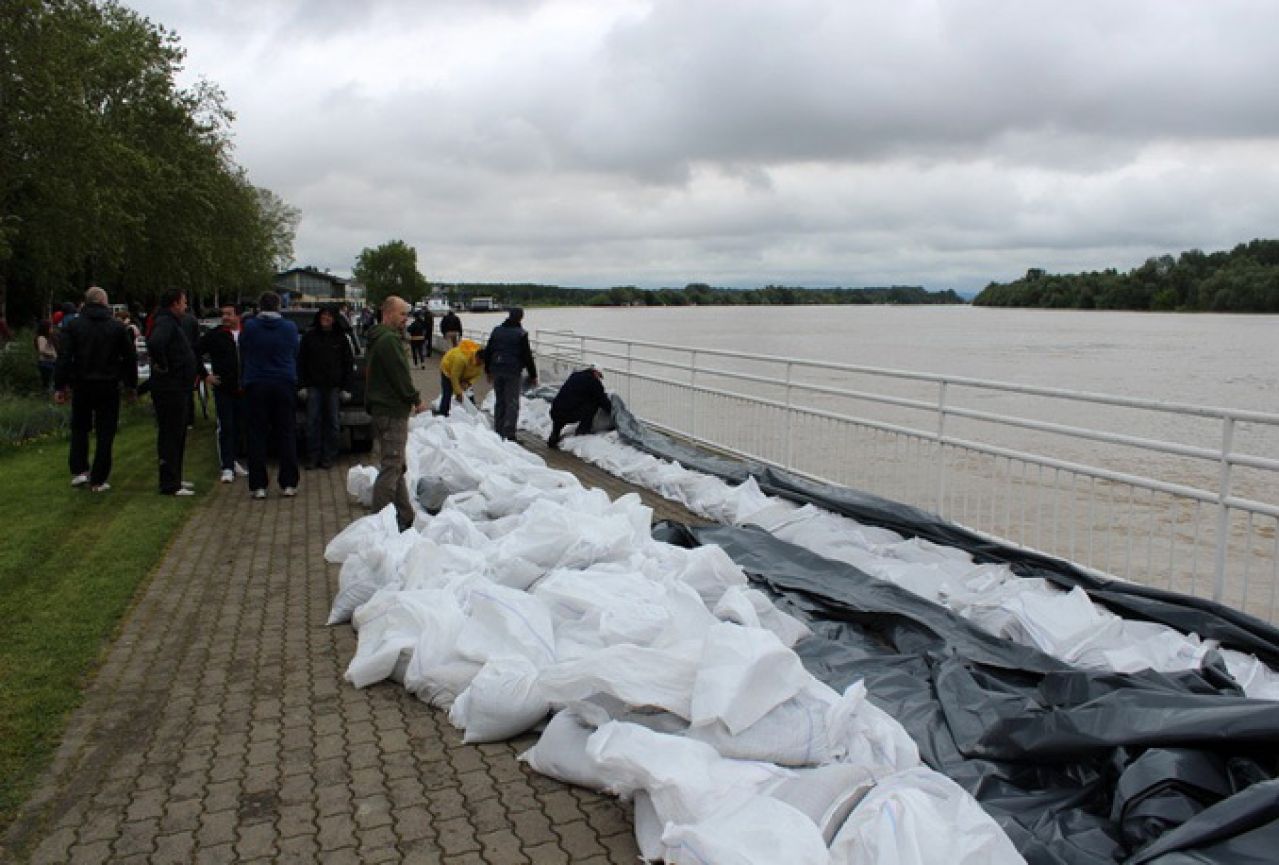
327, 410, 1026, 864
516, 395, 1279, 699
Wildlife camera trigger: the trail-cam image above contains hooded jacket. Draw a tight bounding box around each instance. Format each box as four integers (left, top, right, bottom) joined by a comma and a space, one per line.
54, 302, 138, 390
298, 311, 354, 389
440, 339, 485, 396
146, 307, 197, 393
241, 311, 300, 386
364, 323, 420, 417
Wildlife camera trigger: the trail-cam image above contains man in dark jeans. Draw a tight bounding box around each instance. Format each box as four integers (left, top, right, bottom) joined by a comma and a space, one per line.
485, 307, 537, 441
241, 291, 301, 498
298, 304, 354, 469
199, 302, 248, 484
146, 288, 198, 496
53, 286, 137, 492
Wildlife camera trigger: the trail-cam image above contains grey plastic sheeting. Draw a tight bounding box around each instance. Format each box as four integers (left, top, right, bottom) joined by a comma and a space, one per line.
591, 397, 1279, 864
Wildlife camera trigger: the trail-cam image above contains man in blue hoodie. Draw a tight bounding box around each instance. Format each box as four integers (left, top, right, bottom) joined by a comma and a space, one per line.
241, 291, 301, 498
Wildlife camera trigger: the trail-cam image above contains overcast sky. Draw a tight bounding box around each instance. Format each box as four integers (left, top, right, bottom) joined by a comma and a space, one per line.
125, 0, 1279, 292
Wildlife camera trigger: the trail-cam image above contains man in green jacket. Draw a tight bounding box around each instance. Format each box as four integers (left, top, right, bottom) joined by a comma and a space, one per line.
364, 295, 426, 531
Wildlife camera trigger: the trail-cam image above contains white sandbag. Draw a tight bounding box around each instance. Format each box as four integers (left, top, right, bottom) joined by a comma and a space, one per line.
345, 591, 436, 689
538, 643, 702, 719
717, 476, 774, 526
1223, 648, 1279, 701
401, 591, 478, 709
442, 489, 491, 520
478, 475, 545, 518
417, 446, 486, 494
829, 766, 1025, 865
456, 584, 558, 667
769, 763, 876, 844
668, 543, 749, 606
329, 552, 395, 625
585, 721, 791, 818
449, 656, 550, 743
325, 503, 398, 562
344, 464, 379, 507
632, 791, 666, 862
714, 585, 812, 648
662, 795, 830, 865
401, 538, 488, 591
689, 622, 810, 735
828, 680, 920, 773
687, 681, 842, 767
518, 708, 612, 791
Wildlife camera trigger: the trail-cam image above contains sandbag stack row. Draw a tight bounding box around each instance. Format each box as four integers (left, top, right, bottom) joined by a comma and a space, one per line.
326, 413, 1025, 865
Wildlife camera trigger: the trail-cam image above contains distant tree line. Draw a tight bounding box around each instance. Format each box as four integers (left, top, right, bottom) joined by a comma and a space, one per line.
973, 239, 1279, 313
437, 282, 964, 308
0, 0, 298, 325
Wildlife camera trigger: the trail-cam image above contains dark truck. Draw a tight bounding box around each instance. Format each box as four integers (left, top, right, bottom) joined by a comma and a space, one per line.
279, 308, 372, 452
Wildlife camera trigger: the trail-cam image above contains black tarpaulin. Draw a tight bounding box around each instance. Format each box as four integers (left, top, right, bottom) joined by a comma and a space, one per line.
606, 386, 1279, 864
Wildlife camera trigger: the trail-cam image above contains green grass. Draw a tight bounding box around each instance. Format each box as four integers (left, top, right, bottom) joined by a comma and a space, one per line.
0, 403, 216, 836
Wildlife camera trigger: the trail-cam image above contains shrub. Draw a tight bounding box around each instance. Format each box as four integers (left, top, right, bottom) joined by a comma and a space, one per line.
0, 393, 68, 447
0, 331, 44, 396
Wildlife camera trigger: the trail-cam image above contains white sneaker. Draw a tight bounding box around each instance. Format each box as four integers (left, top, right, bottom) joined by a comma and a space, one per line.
220, 469, 234, 484
71, 472, 90, 487
281, 487, 297, 497
251, 489, 267, 500
90, 483, 110, 493
180, 481, 194, 491
173, 488, 196, 497
234, 462, 249, 477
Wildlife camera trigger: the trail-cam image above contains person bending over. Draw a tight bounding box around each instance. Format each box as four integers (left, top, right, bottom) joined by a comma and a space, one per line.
548, 365, 611, 450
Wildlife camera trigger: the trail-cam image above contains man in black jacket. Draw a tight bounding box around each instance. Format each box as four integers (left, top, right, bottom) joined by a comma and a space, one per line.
199, 302, 247, 483
53, 287, 138, 492
547, 365, 611, 450
147, 289, 199, 496
298, 304, 354, 469
485, 307, 538, 441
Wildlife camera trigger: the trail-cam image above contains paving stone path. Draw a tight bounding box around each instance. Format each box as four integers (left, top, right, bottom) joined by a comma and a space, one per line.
4, 354, 706, 864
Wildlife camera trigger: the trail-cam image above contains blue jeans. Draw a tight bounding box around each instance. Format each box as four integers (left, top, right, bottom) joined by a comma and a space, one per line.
307, 386, 341, 464
213, 388, 245, 471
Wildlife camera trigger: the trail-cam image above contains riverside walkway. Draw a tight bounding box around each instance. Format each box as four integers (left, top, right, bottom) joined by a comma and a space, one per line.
3, 354, 706, 864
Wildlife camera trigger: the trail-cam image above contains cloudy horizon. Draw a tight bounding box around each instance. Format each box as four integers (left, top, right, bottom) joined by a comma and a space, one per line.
126, 0, 1279, 292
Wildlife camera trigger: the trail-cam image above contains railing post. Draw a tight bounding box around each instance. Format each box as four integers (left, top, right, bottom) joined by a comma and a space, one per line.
1213, 416, 1235, 602
784, 361, 795, 469
936, 380, 949, 515
690, 350, 699, 439
625, 341, 633, 406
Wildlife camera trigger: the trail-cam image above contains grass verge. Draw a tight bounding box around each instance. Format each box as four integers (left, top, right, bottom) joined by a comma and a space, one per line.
0, 403, 216, 837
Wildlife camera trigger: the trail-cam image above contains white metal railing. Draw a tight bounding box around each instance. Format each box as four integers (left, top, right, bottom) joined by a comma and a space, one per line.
530, 329, 1279, 624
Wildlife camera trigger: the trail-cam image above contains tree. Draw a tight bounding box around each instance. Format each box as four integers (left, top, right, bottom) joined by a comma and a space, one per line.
352, 240, 428, 307
0, 0, 299, 322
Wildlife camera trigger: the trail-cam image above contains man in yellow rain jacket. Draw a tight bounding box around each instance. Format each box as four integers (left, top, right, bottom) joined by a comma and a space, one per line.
437, 338, 485, 416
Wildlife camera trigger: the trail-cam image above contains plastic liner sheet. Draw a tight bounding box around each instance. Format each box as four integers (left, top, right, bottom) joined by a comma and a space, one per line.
609, 395, 1279, 671
652, 521, 1279, 865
